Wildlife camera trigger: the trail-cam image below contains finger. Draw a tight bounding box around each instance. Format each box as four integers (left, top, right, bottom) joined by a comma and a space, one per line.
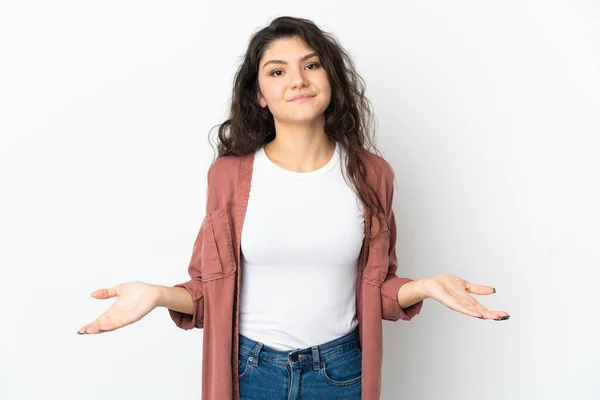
448, 292, 512, 320
444, 298, 484, 319
77, 323, 93, 334
462, 296, 510, 319
84, 322, 103, 334
93, 308, 123, 331
465, 282, 496, 296
77, 322, 106, 334
470, 302, 511, 320
82, 319, 120, 334
90, 287, 118, 299
78, 306, 123, 334
488, 309, 511, 319
471, 302, 501, 320
443, 298, 511, 321
450, 293, 488, 317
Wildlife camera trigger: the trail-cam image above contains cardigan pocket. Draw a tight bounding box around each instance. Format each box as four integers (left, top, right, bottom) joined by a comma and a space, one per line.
200, 207, 237, 281
363, 230, 390, 287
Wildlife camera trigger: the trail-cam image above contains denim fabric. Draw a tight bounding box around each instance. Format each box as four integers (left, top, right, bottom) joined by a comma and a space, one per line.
238, 328, 362, 399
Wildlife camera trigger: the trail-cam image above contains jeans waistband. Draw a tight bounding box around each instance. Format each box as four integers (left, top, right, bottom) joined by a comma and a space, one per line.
239, 328, 359, 366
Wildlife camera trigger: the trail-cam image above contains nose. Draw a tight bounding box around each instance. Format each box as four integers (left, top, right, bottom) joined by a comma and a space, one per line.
290, 68, 309, 88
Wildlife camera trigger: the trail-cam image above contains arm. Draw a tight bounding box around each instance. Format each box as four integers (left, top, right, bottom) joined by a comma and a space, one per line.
379, 208, 425, 321
163, 218, 207, 330
162, 165, 215, 330
379, 164, 425, 321
155, 285, 194, 315
396, 279, 429, 308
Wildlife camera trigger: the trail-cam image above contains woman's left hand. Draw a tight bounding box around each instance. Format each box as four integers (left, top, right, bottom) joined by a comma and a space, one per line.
422, 274, 510, 321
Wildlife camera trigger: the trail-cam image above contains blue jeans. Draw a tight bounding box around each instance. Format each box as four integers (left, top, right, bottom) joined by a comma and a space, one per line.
238, 327, 362, 399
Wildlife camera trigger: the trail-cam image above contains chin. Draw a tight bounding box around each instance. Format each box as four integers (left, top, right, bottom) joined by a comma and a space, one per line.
283, 109, 327, 123
284, 116, 324, 125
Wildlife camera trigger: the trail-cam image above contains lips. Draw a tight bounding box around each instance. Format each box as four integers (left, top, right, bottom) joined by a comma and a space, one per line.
289, 94, 316, 102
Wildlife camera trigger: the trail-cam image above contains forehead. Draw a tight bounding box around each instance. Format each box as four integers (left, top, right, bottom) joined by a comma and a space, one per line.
261, 36, 315, 61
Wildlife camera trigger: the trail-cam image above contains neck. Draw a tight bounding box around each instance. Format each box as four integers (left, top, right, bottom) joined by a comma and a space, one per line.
264, 118, 335, 173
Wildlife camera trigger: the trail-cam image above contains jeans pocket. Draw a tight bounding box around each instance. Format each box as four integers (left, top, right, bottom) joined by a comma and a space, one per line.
319, 347, 362, 387
238, 352, 253, 382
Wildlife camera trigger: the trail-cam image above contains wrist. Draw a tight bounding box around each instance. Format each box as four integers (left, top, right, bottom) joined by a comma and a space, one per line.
397, 278, 430, 308
416, 278, 431, 299
152, 284, 167, 308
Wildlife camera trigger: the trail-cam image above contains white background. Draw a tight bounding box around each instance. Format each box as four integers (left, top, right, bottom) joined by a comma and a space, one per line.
1, 1, 598, 399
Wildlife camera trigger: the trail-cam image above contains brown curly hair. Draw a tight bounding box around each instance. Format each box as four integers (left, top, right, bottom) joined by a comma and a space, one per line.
209, 15, 389, 238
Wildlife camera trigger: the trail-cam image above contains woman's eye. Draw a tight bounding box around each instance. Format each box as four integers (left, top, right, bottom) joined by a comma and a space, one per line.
269, 63, 320, 77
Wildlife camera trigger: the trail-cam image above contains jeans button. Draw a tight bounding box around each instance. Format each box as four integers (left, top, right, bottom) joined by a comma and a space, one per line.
290, 353, 298, 362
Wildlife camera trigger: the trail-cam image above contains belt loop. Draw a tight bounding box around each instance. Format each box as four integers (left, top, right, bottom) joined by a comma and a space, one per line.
312, 345, 320, 370
251, 342, 263, 366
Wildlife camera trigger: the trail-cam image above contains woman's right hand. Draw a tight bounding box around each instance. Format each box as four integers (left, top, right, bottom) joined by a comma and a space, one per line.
77, 281, 162, 335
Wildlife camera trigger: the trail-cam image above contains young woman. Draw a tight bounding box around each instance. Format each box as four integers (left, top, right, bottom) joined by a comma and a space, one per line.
77, 16, 509, 400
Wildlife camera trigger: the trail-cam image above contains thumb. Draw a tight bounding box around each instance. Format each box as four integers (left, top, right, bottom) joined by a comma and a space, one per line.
90, 287, 118, 299
465, 282, 496, 295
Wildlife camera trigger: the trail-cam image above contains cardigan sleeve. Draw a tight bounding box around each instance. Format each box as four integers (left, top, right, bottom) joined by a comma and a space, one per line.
167, 165, 215, 330
167, 219, 206, 330
380, 164, 424, 322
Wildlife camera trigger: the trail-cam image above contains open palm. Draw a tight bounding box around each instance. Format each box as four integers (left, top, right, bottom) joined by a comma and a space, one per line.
423, 274, 510, 320
77, 281, 161, 334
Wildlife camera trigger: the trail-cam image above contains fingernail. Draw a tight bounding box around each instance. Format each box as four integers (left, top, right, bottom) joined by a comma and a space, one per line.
495, 315, 510, 321
492, 288, 496, 293
477, 316, 484, 319
77, 331, 86, 335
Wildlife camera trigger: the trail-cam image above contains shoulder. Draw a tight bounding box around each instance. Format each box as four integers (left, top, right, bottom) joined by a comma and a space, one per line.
206, 154, 242, 185
358, 147, 396, 192
204, 153, 250, 210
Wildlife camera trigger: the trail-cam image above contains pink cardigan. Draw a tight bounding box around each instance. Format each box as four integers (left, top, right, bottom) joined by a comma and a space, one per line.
168, 146, 423, 399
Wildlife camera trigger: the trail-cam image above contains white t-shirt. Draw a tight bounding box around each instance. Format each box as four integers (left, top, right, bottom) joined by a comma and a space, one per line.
239, 141, 365, 351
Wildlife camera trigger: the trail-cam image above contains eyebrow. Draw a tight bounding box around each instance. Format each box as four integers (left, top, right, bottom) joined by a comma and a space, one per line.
262, 52, 319, 69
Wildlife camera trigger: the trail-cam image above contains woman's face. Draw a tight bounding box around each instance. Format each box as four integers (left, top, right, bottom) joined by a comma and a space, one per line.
257, 36, 332, 126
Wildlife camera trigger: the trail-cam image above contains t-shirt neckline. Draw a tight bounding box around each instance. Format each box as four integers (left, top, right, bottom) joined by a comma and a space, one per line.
259, 141, 340, 177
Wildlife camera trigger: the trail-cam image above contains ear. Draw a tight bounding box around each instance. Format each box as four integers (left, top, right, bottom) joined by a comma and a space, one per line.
257, 91, 267, 108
